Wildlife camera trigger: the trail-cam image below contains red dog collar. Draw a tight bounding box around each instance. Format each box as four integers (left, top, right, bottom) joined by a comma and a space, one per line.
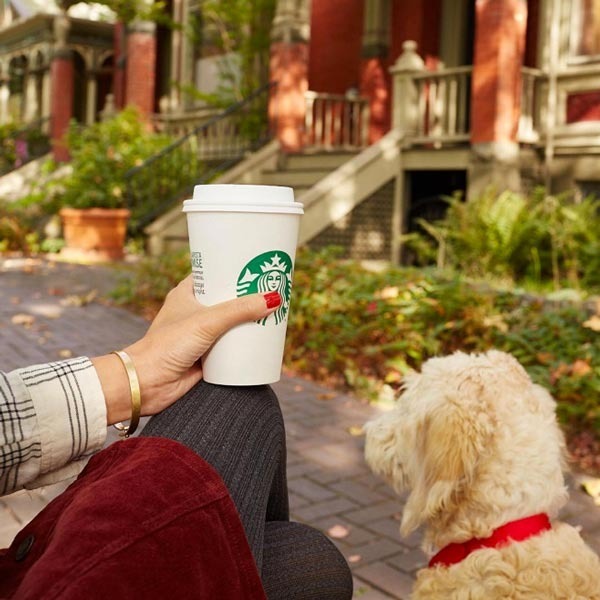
428, 513, 551, 568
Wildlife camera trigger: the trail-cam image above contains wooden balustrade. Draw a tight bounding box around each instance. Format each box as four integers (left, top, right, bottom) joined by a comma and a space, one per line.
518, 67, 546, 144
304, 91, 369, 149
410, 66, 472, 145
391, 60, 547, 147
152, 107, 221, 137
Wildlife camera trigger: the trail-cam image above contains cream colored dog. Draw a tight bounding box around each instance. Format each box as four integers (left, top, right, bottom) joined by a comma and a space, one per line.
365, 350, 600, 599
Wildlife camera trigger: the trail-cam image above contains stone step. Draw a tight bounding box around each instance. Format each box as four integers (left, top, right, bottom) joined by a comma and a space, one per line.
261, 169, 332, 187
283, 151, 357, 171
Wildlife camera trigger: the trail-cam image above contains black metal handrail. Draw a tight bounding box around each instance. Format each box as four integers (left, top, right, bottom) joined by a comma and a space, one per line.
124, 82, 277, 234
0, 116, 51, 176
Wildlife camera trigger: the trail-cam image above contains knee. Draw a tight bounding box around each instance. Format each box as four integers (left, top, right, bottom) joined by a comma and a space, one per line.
263, 521, 353, 600
212, 383, 285, 432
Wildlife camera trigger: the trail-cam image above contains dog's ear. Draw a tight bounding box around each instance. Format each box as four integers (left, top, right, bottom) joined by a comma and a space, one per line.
400, 378, 495, 536
364, 409, 409, 494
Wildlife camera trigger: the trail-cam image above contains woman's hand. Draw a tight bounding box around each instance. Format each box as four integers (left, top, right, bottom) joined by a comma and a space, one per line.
92, 275, 280, 425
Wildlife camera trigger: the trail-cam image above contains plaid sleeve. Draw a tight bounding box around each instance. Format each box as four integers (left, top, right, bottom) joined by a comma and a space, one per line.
0, 357, 107, 495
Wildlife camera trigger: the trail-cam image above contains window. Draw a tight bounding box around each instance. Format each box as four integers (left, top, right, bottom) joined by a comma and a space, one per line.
571, 0, 600, 59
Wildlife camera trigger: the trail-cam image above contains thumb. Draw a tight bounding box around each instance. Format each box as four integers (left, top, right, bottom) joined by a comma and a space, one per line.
199, 292, 281, 340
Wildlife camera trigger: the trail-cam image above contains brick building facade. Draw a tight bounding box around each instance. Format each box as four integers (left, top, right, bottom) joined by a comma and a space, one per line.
2, 0, 600, 257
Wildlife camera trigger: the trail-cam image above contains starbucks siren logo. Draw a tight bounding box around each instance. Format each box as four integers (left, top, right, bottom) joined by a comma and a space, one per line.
236, 251, 293, 325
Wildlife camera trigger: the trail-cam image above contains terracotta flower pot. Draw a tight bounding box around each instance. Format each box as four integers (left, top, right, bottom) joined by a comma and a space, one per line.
59, 207, 130, 262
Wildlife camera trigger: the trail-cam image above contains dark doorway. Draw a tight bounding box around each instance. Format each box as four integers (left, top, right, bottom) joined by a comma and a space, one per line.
96, 55, 114, 119
72, 51, 86, 123
408, 169, 467, 230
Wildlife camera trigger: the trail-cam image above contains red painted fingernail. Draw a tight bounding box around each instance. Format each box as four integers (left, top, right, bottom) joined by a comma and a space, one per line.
264, 292, 281, 309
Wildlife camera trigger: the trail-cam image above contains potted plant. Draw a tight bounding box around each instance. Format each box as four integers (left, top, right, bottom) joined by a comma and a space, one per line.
58, 107, 170, 262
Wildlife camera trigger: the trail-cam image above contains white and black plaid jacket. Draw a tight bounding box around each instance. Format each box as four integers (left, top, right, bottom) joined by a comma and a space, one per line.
0, 357, 107, 496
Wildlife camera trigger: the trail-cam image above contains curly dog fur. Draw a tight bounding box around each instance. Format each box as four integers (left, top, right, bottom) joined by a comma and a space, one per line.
364, 350, 600, 599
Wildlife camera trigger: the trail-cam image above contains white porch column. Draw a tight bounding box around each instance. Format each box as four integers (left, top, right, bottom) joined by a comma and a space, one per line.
41, 69, 51, 129
86, 74, 97, 124
24, 73, 38, 121
389, 41, 425, 133
0, 81, 9, 124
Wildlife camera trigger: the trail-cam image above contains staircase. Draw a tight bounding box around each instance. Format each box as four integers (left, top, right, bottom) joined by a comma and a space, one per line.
263, 151, 358, 196
145, 129, 404, 260
137, 84, 404, 261
144, 142, 360, 255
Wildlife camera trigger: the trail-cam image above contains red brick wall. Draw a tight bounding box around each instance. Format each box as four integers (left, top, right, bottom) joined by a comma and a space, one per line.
471, 0, 528, 144
51, 54, 74, 162
305, 0, 443, 144
390, 0, 442, 67
270, 41, 309, 151
308, 0, 363, 93
125, 29, 157, 115
567, 91, 600, 123
113, 22, 126, 109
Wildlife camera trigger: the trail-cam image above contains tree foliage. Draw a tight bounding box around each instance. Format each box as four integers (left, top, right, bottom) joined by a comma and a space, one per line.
186, 0, 276, 105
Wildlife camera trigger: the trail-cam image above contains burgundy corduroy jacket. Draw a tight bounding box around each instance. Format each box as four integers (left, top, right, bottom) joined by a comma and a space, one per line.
0, 437, 266, 599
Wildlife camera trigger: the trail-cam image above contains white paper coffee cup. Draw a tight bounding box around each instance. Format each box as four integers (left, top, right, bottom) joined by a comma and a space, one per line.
183, 184, 304, 385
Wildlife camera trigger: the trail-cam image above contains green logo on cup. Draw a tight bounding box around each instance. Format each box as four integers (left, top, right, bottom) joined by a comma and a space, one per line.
236, 251, 293, 325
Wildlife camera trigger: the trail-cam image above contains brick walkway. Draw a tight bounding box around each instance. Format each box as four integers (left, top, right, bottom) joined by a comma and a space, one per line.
1, 257, 600, 599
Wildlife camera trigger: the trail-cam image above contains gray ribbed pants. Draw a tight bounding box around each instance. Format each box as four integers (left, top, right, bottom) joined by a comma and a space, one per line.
142, 381, 353, 599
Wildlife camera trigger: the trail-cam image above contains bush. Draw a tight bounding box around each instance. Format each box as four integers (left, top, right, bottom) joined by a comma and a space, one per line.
286, 248, 599, 435
0, 122, 50, 175
110, 249, 191, 318
406, 188, 600, 292
110, 247, 600, 438
59, 107, 172, 212
0, 203, 38, 253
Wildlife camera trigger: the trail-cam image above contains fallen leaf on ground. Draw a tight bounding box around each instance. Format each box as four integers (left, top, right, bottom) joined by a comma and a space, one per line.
9, 296, 20, 305
572, 359, 592, 377
348, 555, 361, 563
293, 385, 304, 392
327, 525, 350, 539
11, 314, 35, 327
583, 316, 600, 332
60, 290, 98, 307
581, 479, 600, 505
58, 349, 73, 358
47, 287, 65, 297
536, 352, 554, 364
317, 392, 337, 401
347, 425, 364, 437
378, 286, 399, 300
550, 363, 570, 384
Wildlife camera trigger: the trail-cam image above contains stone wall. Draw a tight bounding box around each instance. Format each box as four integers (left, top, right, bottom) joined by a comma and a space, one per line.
307, 179, 394, 261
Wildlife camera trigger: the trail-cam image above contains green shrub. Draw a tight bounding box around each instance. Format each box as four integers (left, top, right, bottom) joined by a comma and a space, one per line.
0, 202, 42, 254
0, 122, 50, 175
110, 247, 600, 438
407, 188, 600, 292
110, 249, 192, 318
60, 108, 172, 213
286, 248, 599, 434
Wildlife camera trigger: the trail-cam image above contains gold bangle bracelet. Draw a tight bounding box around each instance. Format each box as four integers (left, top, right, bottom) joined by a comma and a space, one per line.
111, 350, 141, 438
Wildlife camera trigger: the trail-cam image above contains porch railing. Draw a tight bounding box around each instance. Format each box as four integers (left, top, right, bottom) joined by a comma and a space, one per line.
304, 91, 369, 149
0, 116, 51, 176
518, 67, 546, 144
410, 66, 472, 145
152, 106, 222, 137
124, 82, 275, 234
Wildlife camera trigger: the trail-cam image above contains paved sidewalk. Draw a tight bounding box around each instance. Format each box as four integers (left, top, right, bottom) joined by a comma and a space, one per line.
1, 258, 600, 599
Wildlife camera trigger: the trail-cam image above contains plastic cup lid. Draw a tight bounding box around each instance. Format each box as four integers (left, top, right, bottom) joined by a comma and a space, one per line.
183, 184, 304, 215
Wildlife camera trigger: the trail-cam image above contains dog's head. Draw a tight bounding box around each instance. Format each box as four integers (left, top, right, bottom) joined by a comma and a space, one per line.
365, 350, 566, 537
